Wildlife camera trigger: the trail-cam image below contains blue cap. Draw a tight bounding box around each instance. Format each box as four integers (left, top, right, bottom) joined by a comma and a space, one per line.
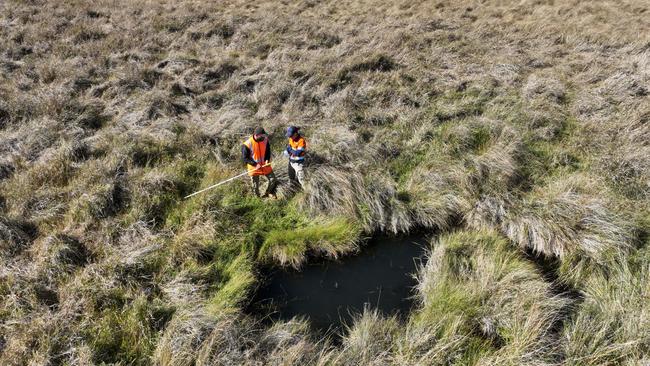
285, 126, 299, 137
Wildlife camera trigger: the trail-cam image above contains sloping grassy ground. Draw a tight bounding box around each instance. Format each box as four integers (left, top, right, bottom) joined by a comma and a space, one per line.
0, 0, 648, 364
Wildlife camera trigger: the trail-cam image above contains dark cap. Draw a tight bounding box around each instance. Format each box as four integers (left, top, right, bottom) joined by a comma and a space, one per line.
285, 126, 299, 137
253, 126, 267, 136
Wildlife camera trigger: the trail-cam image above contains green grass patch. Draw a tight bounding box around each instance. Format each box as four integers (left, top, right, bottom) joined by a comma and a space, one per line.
431, 86, 493, 122
513, 116, 584, 189
88, 296, 171, 365
388, 148, 428, 184
519, 141, 583, 190
208, 253, 255, 312
414, 230, 561, 363
123, 159, 208, 227
258, 218, 362, 268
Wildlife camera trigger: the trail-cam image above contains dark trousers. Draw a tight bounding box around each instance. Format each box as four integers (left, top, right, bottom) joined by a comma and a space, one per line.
250, 172, 278, 197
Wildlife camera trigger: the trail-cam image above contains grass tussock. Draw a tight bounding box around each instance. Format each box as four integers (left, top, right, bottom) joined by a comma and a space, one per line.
467, 174, 637, 288
154, 308, 323, 366
0, 216, 34, 258
332, 309, 401, 365
259, 217, 361, 269
414, 230, 568, 365
301, 166, 457, 234
561, 251, 650, 365
506, 176, 634, 261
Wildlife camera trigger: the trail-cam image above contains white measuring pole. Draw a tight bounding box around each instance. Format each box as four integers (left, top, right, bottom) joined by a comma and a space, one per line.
184, 162, 272, 199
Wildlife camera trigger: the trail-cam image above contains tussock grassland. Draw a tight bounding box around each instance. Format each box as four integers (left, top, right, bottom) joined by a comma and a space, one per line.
0, 0, 648, 364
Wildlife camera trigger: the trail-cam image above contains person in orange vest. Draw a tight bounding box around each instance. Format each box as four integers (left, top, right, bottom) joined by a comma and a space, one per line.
284, 126, 306, 187
242, 127, 278, 198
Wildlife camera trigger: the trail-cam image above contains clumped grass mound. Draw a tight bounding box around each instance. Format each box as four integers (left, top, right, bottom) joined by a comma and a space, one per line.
259, 217, 361, 268
154, 308, 323, 366
414, 230, 567, 365
561, 247, 650, 365
0, 216, 33, 258
0, 0, 648, 364
476, 175, 634, 261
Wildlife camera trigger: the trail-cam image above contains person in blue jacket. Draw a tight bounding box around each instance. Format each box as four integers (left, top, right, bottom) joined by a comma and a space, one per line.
284, 126, 306, 188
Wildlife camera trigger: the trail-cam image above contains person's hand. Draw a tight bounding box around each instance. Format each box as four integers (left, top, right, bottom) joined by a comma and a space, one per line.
255, 162, 263, 169
283, 150, 289, 157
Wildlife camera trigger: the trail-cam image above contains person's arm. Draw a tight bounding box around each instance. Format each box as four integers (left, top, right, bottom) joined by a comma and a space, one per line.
241, 144, 256, 166
264, 141, 272, 162
298, 138, 306, 157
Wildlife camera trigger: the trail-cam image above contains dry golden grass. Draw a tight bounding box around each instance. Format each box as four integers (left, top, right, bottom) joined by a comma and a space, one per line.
0, 0, 648, 364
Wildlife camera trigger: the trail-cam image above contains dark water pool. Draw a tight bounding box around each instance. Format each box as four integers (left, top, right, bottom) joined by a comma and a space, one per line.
246, 235, 430, 334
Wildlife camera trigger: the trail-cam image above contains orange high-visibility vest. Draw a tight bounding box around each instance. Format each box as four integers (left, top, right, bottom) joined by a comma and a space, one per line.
243, 136, 273, 176
287, 136, 306, 162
